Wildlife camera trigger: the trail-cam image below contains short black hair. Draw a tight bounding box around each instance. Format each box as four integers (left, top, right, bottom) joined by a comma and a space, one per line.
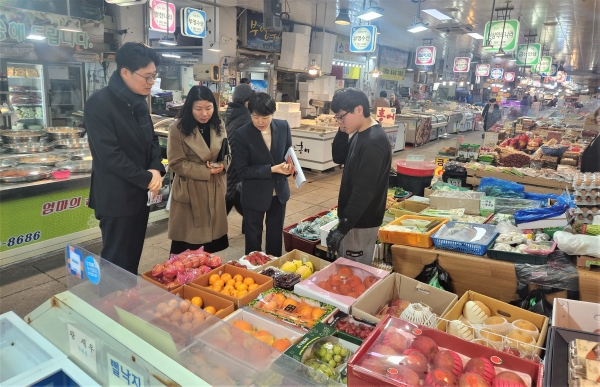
115, 42, 160, 72
177, 86, 222, 137
331, 88, 370, 118
380, 90, 387, 98
489, 98, 496, 103
240, 78, 250, 84
248, 92, 276, 116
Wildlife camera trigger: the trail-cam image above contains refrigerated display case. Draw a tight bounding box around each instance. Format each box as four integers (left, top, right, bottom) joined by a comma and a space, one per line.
396, 113, 432, 147
6, 62, 47, 128
48, 64, 85, 127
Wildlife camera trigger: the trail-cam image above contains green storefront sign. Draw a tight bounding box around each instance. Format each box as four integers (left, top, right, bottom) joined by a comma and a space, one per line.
534, 56, 553, 73
516, 43, 541, 66
483, 19, 520, 53
0, 187, 98, 252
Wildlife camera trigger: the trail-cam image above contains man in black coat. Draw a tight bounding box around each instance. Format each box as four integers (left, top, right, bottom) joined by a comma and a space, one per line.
224, 83, 254, 214
326, 88, 392, 265
84, 42, 165, 274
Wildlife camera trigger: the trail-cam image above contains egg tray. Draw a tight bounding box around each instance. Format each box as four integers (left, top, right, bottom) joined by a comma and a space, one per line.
573, 214, 600, 225
574, 198, 598, 206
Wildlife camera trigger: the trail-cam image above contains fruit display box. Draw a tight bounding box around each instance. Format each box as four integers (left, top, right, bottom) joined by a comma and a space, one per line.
552, 298, 600, 333
223, 307, 304, 350
141, 270, 182, 291
293, 257, 390, 314
190, 265, 274, 308
324, 311, 376, 346
248, 288, 338, 331
284, 322, 360, 362
351, 273, 458, 325
238, 251, 277, 271
347, 315, 543, 387
170, 285, 235, 319
258, 249, 331, 276
440, 290, 549, 357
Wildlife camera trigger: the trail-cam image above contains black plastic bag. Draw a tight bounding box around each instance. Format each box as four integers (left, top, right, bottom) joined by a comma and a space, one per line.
414, 259, 454, 293
233, 182, 244, 216
510, 288, 553, 319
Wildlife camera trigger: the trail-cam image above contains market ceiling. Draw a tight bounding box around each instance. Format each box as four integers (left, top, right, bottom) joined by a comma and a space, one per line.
190, 0, 599, 81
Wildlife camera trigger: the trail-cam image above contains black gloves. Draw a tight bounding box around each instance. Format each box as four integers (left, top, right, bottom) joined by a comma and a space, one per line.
326, 229, 346, 261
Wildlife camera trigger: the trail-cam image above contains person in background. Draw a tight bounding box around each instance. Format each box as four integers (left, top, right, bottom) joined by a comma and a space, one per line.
233, 93, 293, 256
84, 42, 165, 275
533, 95, 538, 103
168, 86, 229, 254
224, 83, 254, 214
547, 97, 558, 107
481, 98, 496, 132
372, 90, 390, 112
389, 93, 402, 112
327, 88, 392, 265
280, 94, 295, 102
467, 92, 473, 104
520, 94, 529, 115
240, 78, 251, 86
581, 107, 600, 172
486, 104, 502, 130
509, 107, 520, 119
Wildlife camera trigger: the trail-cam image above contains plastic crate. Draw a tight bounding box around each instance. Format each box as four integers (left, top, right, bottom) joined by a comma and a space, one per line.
378, 215, 449, 248
282, 216, 320, 254
487, 249, 550, 265
432, 222, 498, 256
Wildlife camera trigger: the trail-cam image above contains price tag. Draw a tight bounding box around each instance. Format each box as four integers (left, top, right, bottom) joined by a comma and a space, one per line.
448, 178, 462, 187
67, 324, 97, 373
480, 197, 495, 216
406, 155, 425, 162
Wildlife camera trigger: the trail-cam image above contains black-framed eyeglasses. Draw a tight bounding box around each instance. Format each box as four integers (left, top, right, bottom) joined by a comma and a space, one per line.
334, 111, 351, 122
133, 71, 159, 84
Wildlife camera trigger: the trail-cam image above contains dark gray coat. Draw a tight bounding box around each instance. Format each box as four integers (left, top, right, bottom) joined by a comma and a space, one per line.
224, 102, 252, 198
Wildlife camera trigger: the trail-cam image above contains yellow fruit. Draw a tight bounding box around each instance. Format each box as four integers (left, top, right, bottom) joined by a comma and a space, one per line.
233, 320, 253, 333
213, 279, 225, 288
233, 274, 244, 283
296, 265, 312, 280
224, 284, 234, 291
191, 296, 203, 308
280, 262, 297, 272
213, 285, 223, 293
221, 273, 232, 282
226, 279, 236, 287
237, 290, 248, 297
303, 261, 314, 272
236, 283, 248, 291
209, 274, 221, 285
230, 289, 239, 298
243, 277, 255, 286
204, 306, 216, 315
292, 260, 303, 269
248, 283, 259, 291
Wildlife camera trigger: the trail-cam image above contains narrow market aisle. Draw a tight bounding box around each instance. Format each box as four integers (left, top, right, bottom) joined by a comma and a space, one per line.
0, 131, 483, 317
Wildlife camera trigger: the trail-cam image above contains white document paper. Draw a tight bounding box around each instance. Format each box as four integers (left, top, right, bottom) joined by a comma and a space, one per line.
285, 146, 306, 188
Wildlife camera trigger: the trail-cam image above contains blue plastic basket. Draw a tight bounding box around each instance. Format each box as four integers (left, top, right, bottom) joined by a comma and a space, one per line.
431, 222, 498, 256
541, 145, 568, 157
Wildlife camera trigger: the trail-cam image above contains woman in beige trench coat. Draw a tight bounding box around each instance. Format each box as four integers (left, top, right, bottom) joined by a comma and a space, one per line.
167, 86, 230, 254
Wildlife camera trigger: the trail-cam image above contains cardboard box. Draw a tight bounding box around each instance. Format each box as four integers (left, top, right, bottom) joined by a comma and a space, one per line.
388, 199, 430, 217
575, 255, 600, 270
429, 191, 483, 215
258, 249, 331, 274
190, 265, 273, 308
141, 270, 181, 292
391, 244, 520, 303
552, 298, 600, 333
440, 290, 549, 356
223, 308, 305, 345
170, 285, 234, 319
351, 273, 458, 325
578, 268, 600, 303
323, 311, 376, 346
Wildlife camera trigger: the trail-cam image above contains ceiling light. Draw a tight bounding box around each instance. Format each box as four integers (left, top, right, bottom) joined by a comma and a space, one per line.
408, 21, 428, 33
406, 67, 414, 71
162, 53, 181, 58
358, 7, 384, 21
482, 44, 494, 49
371, 55, 377, 59
494, 48, 507, 57
335, 8, 351, 25
208, 42, 221, 52
26, 33, 46, 41
422, 9, 452, 20
442, 81, 447, 85
369, 67, 381, 78
159, 38, 178, 46
467, 33, 484, 39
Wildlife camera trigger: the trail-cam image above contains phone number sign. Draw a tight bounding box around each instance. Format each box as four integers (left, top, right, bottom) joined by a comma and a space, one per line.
350, 25, 377, 53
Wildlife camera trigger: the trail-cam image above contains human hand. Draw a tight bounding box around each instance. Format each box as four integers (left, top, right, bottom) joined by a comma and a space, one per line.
326, 229, 346, 260
271, 162, 289, 175
147, 169, 162, 191
206, 161, 224, 175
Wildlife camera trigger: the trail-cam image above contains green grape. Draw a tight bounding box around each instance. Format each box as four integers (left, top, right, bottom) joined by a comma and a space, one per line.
333, 354, 342, 363
318, 348, 327, 357
342, 376, 348, 384
323, 368, 333, 377
340, 348, 349, 357
329, 359, 337, 367
310, 363, 320, 370
324, 353, 333, 362
333, 346, 341, 355
320, 364, 329, 371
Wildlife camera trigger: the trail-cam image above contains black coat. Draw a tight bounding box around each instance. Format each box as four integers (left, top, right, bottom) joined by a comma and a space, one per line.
84, 87, 165, 217
224, 102, 252, 198
233, 119, 291, 212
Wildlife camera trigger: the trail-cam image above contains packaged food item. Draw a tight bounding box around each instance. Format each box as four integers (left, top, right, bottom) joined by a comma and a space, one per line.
569, 339, 600, 386
7, 67, 14, 77
524, 241, 556, 255
25, 68, 39, 78
13, 68, 26, 77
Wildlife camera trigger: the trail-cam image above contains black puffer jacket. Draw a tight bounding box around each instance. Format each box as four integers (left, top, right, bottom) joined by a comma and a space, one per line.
225, 102, 252, 198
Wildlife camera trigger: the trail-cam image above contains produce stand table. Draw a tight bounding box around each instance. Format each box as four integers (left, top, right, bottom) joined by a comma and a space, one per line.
391, 244, 600, 304
465, 168, 572, 195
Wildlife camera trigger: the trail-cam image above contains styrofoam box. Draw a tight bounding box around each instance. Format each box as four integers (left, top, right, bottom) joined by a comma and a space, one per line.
0, 311, 68, 386
552, 298, 600, 333
294, 24, 312, 36
298, 83, 314, 92
223, 308, 305, 343
320, 219, 339, 246
299, 91, 314, 99
276, 102, 300, 112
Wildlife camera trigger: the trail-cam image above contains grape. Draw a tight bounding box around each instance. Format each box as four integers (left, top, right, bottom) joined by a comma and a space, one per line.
340, 348, 349, 357
320, 364, 329, 371
323, 368, 333, 377
333, 346, 341, 355
318, 348, 327, 357
324, 353, 333, 362
334, 355, 342, 363
328, 359, 337, 368
310, 363, 320, 370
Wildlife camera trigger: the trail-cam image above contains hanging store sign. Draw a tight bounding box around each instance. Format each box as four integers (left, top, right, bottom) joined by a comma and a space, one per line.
556, 71, 567, 83
334, 34, 366, 62
0, 6, 103, 62
475, 64, 490, 77
181, 7, 206, 38
350, 25, 377, 53
483, 19, 520, 52
149, 0, 176, 33
379, 46, 409, 69
549, 64, 558, 76
504, 72, 515, 82
490, 67, 504, 80
1, 0, 104, 21
515, 43, 541, 66
534, 56, 552, 74
415, 46, 436, 66
380, 66, 405, 81
453, 57, 471, 73
241, 10, 282, 51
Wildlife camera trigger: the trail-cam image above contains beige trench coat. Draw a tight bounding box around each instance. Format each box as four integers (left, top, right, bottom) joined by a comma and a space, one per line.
167, 121, 230, 244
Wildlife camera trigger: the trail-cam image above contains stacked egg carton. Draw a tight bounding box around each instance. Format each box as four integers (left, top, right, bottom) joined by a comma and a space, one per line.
275, 102, 301, 128
573, 173, 600, 224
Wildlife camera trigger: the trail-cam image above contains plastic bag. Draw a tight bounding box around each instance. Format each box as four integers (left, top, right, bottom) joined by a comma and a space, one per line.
513, 203, 569, 224
431, 181, 469, 191
553, 231, 600, 257
514, 249, 580, 292
523, 192, 561, 206
496, 222, 521, 235
509, 288, 554, 319
414, 259, 454, 293
477, 177, 525, 198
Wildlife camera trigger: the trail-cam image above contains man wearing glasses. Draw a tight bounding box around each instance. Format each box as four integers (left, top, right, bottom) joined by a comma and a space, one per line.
326, 88, 391, 265
84, 42, 165, 274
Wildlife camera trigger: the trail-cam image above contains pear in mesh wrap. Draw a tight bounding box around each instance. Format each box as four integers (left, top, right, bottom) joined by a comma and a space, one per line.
463, 301, 491, 324
447, 320, 475, 341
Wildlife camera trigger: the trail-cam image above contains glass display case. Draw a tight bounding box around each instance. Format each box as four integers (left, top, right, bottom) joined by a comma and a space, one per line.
48, 64, 84, 127
6, 62, 46, 128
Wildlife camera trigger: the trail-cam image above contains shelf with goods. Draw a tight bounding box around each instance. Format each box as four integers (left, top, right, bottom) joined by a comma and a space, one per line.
6, 62, 47, 128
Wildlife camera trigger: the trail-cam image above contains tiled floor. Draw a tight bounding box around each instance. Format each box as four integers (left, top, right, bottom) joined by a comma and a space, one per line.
0, 131, 483, 317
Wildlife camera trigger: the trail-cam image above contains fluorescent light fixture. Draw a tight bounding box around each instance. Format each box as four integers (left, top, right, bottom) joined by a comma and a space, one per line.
371, 55, 377, 59
408, 21, 428, 33
406, 67, 414, 71
494, 48, 507, 57
442, 82, 447, 85
422, 9, 451, 20
308, 68, 318, 75
261, 62, 267, 65
467, 32, 484, 39
162, 53, 181, 58
335, 8, 351, 25
26, 33, 46, 41
208, 42, 221, 52
358, 7, 384, 21
482, 43, 494, 49
58, 21, 82, 33
369, 67, 381, 78
159, 38, 177, 46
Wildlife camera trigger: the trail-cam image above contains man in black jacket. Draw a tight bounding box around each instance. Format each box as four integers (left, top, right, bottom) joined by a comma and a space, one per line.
84, 43, 165, 274
326, 88, 392, 265
224, 83, 254, 214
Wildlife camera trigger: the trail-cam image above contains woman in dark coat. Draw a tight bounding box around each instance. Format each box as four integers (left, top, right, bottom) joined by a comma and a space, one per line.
224, 83, 254, 214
